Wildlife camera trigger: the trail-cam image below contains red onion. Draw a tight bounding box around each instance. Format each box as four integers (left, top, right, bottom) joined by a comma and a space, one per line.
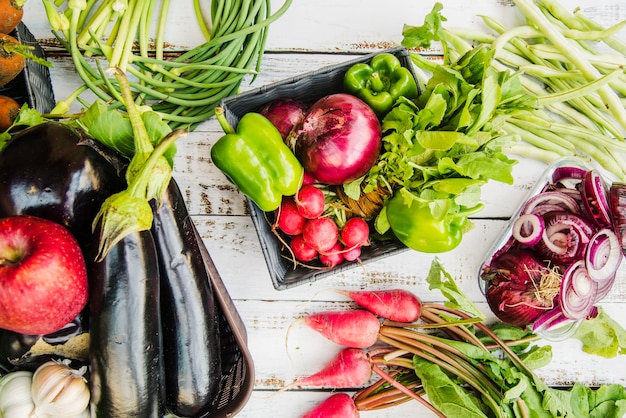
559, 260, 597, 320
291, 93, 382, 185
580, 169, 612, 228
521, 191, 581, 216
535, 211, 595, 265
483, 248, 557, 327
259, 98, 308, 139
585, 228, 622, 283
512, 213, 544, 245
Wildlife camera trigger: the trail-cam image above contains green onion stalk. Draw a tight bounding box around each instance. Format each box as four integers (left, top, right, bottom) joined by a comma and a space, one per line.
43, 0, 293, 130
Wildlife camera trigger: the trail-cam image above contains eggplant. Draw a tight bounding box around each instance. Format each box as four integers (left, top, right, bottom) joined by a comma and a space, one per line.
152, 179, 221, 417
0, 122, 126, 250
87, 228, 164, 418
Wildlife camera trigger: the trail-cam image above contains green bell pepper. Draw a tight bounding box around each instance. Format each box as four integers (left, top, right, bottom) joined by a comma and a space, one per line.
343, 52, 419, 115
385, 189, 482, 253
211, 107, 303, 212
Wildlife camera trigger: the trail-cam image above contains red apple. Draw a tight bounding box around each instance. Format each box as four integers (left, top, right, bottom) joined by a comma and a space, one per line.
0, 215, 88, 335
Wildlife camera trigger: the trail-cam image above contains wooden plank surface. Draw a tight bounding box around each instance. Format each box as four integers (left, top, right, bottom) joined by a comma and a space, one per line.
17, 0, 626, 416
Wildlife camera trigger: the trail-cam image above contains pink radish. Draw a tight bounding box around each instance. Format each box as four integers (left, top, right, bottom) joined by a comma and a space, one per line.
341, 217, 370, 248
295, 185, 326, 219
291, 234, 318, 262
276, 198, 306, 235
301, 393, 359, 418
288, 348, 372, 389
303, 217, 339, 253
319, 242, 344, 268
303, 310, 379, 348
342, 244, 361, 262
337, 289, 422, 323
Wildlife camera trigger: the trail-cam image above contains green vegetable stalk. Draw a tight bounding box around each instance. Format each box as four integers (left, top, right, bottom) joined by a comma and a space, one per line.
343, 52, 419, 116
211, 108, 303, 212
44, 0, 293, 130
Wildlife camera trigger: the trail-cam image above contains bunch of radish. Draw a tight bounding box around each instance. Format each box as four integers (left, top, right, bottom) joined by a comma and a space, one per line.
284, 285, 577, 418
274, 184, 371, 268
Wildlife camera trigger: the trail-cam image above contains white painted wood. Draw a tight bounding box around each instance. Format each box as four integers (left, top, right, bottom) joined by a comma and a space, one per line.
15, 0, 626, 416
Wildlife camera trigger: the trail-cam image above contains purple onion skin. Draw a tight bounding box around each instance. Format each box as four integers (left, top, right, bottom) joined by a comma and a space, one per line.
293, 93, 382, 185
259, 98, 308, 140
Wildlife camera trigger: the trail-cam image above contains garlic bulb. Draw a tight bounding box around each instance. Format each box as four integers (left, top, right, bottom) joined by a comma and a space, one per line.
31, 360, 90, 417
0, 370, 36, 417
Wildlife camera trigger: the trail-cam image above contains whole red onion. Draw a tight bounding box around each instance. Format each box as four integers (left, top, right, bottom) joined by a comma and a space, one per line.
259, 98, 308, 139
483, 248, 556, 327
291, 93, 381, 185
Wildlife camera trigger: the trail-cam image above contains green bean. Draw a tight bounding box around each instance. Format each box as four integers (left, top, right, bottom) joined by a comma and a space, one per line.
46, 0, 293, 129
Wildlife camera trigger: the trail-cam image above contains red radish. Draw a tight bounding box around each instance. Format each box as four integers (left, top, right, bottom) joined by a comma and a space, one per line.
342, 245, 361, 262
319, 242, 344, 268
295, 185, 326, 219
287, 348, 372, 389
276, 198, 306, 235
301, 393, 359, 418
341, 217, 370, 248
302, 171, 318, 186
291, 234, 317, 262
302, 310, 379, 348
303, 217, 338, 253
337, 289, 423, 323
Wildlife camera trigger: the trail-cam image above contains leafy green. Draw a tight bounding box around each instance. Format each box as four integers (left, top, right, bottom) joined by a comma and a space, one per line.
426, 257, 485, 319
572, 307, 626, 358
363, 34, 529, 235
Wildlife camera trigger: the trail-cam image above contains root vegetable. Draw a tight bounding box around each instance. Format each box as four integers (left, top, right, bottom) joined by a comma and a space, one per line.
319, 242, 344, 268
286, 348, 371, 389
340, 217, 370, 248
0, 33, 25, 88
302, 310, 380, 348
337, 289, 422, 323
290, 234, 317, 262
0, 95, 19, 131
0, 0, 24, 35
302, 217, 338, 253
291, 93, 382, 185
301, 393, 359, 418
276, 198, 306, 235
295, 185, 325, 219
259, 98, 308, 140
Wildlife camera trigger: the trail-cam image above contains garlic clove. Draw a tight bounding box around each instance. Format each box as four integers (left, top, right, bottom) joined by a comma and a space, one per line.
31, 360, 90, 417
0, 370, 36, 417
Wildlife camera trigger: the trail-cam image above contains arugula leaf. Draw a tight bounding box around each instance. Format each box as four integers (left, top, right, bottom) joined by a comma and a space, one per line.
426, 257, 485, 319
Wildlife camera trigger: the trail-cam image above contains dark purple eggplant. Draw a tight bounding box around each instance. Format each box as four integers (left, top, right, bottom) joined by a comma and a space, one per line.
0, 122, 126, 250
87, 228, 164, 418
152, 179, 221, 417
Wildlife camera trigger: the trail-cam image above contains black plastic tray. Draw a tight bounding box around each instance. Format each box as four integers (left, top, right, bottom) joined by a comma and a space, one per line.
220, 47, 415, 290
0, 22, 55, 114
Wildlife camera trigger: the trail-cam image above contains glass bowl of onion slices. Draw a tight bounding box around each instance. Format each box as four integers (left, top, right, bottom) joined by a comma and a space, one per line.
478, 156, 625, 341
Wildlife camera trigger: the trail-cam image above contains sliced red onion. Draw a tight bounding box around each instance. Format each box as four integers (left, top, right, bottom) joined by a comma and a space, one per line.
512, 214, 544, 245
580, 170, 612, 228
585, 228, 622, 284
536, 211, 595, 264
560, 260, 598, 320
551, 166, 587, 184
521, 191, 582, 216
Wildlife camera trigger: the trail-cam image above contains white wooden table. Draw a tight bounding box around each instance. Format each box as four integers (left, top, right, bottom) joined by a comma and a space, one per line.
21, 0, 626, 416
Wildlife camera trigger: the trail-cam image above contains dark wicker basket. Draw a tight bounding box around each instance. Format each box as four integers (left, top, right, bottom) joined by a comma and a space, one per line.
1, 22, 56, 114
220, 47, 416, 290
